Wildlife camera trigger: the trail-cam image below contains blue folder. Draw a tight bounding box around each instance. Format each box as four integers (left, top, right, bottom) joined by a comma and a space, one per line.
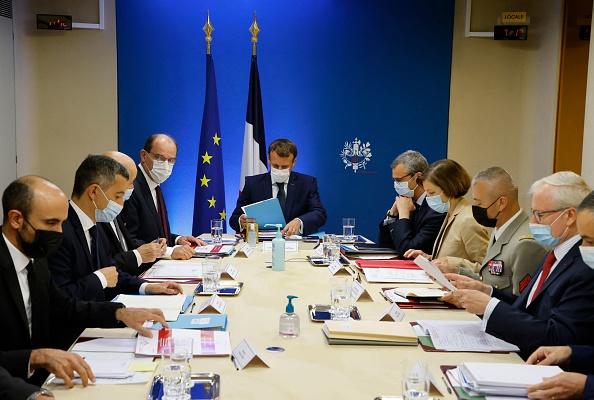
241, 197, 286, 227
152, 314, 228, 331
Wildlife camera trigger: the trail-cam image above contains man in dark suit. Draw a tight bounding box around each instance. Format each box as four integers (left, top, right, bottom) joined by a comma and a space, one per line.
378, 150, 445, 255
0, 175, 169, 391
47, 155, 182, 302
450, 171, 594, 359
0, 366, 52, 400
230, 139, 327, 236
523, 190, 594, 400
120, 134, 205, 260
99, 151, 166, 275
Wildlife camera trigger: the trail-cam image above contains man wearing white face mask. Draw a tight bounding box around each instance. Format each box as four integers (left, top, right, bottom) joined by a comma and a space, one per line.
121, 134, 206, 260
449, 171, 594, 359
230, 139, 327, 236
98, 151, 167, 276
378, 150, 445, 255
47, 155, 183, 305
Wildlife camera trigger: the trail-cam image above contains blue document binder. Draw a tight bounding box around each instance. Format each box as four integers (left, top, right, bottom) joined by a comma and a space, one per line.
241, 198, 286, 227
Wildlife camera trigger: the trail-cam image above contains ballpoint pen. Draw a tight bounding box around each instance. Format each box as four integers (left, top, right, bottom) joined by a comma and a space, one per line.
442, 376, 453, 394
190, 302, 195, 313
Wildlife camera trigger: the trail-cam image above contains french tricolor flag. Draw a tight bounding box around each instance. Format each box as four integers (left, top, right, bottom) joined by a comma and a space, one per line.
239, 54, 267, 192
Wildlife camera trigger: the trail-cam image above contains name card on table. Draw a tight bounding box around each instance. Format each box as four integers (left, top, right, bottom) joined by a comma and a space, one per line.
379, 302, 405, 322
313, 245, 324, 256
231, 339, 270, 370
235, 243, 253, 258
263, 241, 299, 252
327, 260, 352, 276
197, 294, 227, 314
221, 264, 238, 280
350, 279, 374, 302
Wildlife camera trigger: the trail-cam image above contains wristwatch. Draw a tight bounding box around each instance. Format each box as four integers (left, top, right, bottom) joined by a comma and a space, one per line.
27, 389, 54, 400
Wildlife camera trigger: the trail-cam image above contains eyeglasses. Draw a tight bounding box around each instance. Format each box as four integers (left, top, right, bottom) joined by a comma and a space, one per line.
149, 152, 177, 165
392, 173, 413, 183
531, 208, 566, 224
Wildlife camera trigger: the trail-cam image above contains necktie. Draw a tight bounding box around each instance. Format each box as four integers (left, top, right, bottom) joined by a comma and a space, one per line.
155, 185, 170, 242
276, 182, 286, 212
530, 251, 556, 302
114, 220, 128, 251
89, 225, 100, 269
26, 261, 38, 342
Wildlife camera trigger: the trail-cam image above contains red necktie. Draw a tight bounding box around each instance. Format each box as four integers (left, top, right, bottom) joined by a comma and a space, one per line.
530, 251, 556, 302
155, 185, 170, 242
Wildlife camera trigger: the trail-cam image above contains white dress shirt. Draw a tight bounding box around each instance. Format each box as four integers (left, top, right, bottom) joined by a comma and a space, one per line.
3, 233, 33, 337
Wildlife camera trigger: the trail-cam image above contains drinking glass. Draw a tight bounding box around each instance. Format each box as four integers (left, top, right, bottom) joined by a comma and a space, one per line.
330, 277, 351, 320
322, 234, 338, 263
342, 218, 356, 242
210, 219, 223, 244
202, 261, 220, 293
162, 337, 194, 400
401, 360, 429, 400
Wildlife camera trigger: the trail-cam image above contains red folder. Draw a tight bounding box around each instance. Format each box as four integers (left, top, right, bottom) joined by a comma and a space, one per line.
355, 260, 421, 270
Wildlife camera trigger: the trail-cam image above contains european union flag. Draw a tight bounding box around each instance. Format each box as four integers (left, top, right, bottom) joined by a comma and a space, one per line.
192, 53, 226, 236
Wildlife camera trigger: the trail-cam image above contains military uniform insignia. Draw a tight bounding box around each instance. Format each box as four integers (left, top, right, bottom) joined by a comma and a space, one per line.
488, 260, 503, 275
519, 234, 535, 241
519, 274, 531, 293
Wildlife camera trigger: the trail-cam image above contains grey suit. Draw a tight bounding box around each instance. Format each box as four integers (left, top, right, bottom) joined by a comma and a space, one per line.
457, 211, 548, 294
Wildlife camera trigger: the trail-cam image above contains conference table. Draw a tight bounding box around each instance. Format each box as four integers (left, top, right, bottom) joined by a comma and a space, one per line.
45, 238, 522, 399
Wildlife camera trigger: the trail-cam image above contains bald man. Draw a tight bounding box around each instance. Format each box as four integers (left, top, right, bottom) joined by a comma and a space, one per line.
99, 151, 166, 275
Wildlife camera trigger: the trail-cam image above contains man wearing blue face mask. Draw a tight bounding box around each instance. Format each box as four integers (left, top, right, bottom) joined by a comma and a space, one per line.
378, 150, 446, 255
449, 171, 594, 359
98, 151, 167, 276
47, 155, 183, 303
230, 139, 327, 236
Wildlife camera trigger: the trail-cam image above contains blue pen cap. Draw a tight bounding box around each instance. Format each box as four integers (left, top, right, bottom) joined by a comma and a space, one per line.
286, 295, 298, 313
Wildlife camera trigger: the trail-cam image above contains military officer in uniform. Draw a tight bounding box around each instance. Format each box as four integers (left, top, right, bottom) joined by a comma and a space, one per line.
434, 167, 547, 294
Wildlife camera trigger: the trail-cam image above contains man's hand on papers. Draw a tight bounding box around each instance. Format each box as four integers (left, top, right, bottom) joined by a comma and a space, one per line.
145, 281, 184, 295
30, 348, 95, 388
444, 273, 492, 294
403, 249, 430, 260
526, 372, 586, 400
178, 236, 207, 247
526, 346, 572, 366
432, 257, 460, 274
137, 241, 167, 263
452, 289, 491, 314
281, 219, 300, 236
439, 292, 463, 308
171, 245, 195, 260
395, 196, 415, 219
115, 307, 169, 338
98, 266, 118, 288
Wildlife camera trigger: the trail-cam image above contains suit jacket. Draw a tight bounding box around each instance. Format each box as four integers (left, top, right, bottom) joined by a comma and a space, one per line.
0, 236, 122, 386
120, 166, 179, 246
230, 171, 327, 235
377, 198, 446, 256
487, 240, 594, 358
0, 365, 40, 400
98, 216, 151, 276
568, 345, 594, 398
432, 198, 489, 269
47, 205, 144, 302
458, 211, 548, 294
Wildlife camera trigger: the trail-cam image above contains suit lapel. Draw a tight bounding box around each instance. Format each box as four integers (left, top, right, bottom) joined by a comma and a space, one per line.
482, 212, 529, 266
283, 173, 297, 220
433, 200, 464, 257
0, 238, 29, 331
137, 166, 163, 236
68, 205, 94, 267
411, 199, 428, 230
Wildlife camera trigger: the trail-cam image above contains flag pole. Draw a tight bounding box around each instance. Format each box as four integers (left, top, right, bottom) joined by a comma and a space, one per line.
203, 11, 214, 55
250, 11, 260, 56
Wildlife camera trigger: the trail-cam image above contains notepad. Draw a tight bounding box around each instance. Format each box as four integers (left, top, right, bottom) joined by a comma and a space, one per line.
112, 294, 192, 321
322, 320, 418, 344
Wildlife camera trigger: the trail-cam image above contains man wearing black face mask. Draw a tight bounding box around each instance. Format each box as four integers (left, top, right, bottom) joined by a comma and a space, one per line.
434, 167, 547, 294
0, 175, 172, 395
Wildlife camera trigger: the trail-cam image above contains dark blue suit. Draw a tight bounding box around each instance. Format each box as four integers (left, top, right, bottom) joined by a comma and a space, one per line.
120, 166, 179, 246
486, 240, 594, 358
378, 198, 445, 255
230, 171, 327, 235
47, 205, 145, 302
567, 345, 594, 399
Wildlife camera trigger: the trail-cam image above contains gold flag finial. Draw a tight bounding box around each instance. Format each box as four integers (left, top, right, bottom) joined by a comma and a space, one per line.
249, 11, 260, 56
203, 11, 214, 55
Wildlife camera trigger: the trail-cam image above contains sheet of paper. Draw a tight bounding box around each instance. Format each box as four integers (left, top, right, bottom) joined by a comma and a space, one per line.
413, 255, 457, 291
147, 260, 203, 279
363, 268, 432, 283
262, 241, 298, 252
72, 338, 137, 353
51, 372, 153, 385
135, 328, 232, 356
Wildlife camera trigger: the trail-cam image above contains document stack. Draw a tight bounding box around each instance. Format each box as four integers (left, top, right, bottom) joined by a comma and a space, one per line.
322, 320, 418, 346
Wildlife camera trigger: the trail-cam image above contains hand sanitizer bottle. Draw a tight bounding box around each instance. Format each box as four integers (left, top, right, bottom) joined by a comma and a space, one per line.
279, 295, 300, 337
266, 224, 285, 271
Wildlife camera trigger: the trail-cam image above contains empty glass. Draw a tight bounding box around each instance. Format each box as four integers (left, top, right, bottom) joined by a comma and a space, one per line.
401, 360, 429, 400
342, 218, 356, 242
330, 277, 351, 320
162, 337, 194, 400
322, 234, 339, 263
210, 219, 223, 244
202, 260, 220, 293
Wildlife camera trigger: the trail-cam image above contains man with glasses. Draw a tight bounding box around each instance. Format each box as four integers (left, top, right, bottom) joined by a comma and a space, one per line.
448, 171, 594, 358
435, 167, 547, 294
121, 134, 206, 260
378, 150, 445, 255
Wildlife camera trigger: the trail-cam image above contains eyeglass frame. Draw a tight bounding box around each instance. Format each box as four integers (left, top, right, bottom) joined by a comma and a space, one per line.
149, 152, 177, 165
530, 208, 567, 224
392, 173, 414, 183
